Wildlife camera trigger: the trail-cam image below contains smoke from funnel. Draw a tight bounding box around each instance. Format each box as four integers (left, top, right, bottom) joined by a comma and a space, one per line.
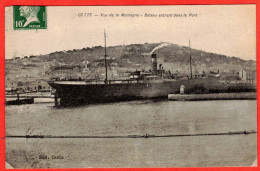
150, 42, 172, 54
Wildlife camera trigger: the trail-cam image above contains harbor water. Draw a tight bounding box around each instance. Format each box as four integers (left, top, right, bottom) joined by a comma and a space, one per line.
5, 100, 257, 168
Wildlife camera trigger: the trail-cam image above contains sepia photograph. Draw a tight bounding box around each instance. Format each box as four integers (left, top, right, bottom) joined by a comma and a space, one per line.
4, 5, 257, 168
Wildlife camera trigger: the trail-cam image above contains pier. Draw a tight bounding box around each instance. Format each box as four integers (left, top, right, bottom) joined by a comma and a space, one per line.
168, 92, 256, 101
5, 92, 54, 105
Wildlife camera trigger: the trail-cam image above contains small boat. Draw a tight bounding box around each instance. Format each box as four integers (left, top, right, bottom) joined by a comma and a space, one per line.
5, 98, 34, 105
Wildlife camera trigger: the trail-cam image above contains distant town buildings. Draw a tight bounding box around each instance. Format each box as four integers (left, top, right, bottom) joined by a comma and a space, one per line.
238, 70, 256, 83
5, 51, 256, 94
239, 70, 247, 81
219, 70, 256, 84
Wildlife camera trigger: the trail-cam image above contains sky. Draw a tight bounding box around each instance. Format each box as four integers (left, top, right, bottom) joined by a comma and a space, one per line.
5, 5, 256, 60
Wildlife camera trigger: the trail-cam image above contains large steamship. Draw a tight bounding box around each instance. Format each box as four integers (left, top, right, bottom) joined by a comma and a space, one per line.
48, 33, 223, 106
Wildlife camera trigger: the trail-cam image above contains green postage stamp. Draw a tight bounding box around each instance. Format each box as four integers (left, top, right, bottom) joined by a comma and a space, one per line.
13, 6, 46, 30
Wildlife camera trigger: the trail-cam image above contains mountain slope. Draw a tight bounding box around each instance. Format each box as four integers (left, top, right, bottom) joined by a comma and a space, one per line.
5, 42, 256, 88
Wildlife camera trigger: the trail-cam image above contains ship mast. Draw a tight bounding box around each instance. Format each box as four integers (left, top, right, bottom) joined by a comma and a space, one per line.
104, 30, 108, 84
189, 38, 192, 79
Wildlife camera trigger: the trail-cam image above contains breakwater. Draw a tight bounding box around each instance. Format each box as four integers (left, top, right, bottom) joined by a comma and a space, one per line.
168, 92, 256, 101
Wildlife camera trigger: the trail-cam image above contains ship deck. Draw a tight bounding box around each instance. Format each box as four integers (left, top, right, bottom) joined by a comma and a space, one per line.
49, 78, 182, 85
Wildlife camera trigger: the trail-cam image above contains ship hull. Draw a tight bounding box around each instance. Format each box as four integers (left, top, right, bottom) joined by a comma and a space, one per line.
48, 77, 252, 106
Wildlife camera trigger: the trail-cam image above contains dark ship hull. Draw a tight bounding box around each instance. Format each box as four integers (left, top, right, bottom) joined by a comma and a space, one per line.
49, 77, 227, 106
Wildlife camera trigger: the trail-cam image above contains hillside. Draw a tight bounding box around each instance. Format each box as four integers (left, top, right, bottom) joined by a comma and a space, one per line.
5, 42, 256, 89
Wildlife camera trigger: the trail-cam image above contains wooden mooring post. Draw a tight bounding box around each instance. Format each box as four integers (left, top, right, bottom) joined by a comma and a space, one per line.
17, 93, 20, 101
54, 91, 59, 106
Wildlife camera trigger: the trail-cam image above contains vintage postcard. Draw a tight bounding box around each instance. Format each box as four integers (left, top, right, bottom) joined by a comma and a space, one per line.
4, 4, 257, 168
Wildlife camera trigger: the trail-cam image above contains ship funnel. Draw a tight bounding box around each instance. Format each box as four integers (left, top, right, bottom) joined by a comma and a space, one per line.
151, 53, 157, 71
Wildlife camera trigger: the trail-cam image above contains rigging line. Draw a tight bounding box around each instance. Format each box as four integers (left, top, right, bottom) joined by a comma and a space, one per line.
84, 67, 97, 79
6, 130, 257, 139
186, 55, 199, 75
189, 38, 192, 78
104, 29, 108, 84
192, 51, 205, 70
191, 57, 203, 69
191, 58, 199, 74
190, 54, 205, 75
107, 61, 114, 79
